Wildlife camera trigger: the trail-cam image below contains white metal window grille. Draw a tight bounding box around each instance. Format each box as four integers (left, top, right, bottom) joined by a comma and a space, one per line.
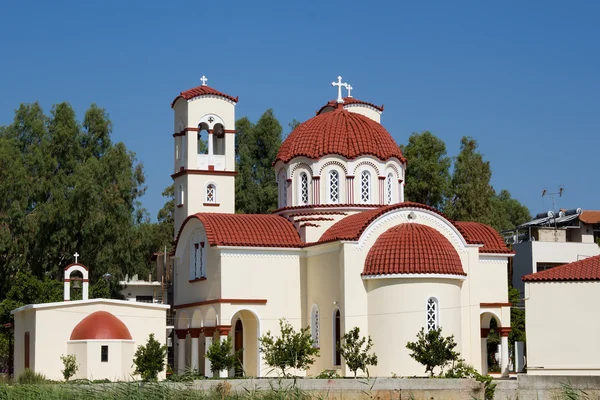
329, 170, 339, 203
386, 173, 393, 204
427, 297, 438, 331
300, 173, 309, 205
361, 171, 371, 203
206, 184, 216, 203
311, 305, 320, 348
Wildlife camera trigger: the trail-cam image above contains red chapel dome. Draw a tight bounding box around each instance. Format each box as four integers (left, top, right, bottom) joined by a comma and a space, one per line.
363, 223, 466, 277
70, 311, 132, 341
275, 107, 405, 164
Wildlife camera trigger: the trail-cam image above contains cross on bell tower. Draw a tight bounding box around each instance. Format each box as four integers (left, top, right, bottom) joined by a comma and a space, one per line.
332, 76, 349, 103
200, 75, 208, 86
74, 252, 79, 263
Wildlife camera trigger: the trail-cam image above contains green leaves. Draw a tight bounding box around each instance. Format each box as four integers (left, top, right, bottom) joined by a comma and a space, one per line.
132, 333, 168, 382
205, 336, 241, 375
406, 327, 460, 377
338, 327, 378, 378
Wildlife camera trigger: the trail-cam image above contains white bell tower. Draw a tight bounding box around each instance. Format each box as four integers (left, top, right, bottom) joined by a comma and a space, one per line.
171, 76, 238, 236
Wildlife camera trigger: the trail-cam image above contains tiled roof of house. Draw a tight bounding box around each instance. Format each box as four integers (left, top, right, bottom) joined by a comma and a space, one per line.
363, 223, 466, 276
171, 85, 238, 107
522, 254, 600, 282
453, 221, 513, 253
275, 107, 405, 164
180, 213, 303, 248
579, 210, 600, 224
70, 311, 132, 340
317, 97, 384, 114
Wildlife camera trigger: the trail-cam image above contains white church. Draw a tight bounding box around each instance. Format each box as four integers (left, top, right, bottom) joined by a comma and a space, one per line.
170, 76, 514, 378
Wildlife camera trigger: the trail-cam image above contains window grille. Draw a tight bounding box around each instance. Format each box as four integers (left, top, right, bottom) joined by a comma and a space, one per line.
361, 171, 371, 203
329, 170, 339, 203
311, 305, 320, 347
206, 184, 216, 203
427, 297, 438, 331
386, 173, 393, 204
300, 173, 309, 205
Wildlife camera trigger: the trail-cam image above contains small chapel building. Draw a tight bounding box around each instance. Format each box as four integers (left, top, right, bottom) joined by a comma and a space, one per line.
170, 76, 513, 378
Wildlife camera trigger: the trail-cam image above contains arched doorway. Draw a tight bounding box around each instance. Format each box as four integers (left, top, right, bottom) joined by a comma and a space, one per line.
481, 312, 510, 377
234, 319, 243, 376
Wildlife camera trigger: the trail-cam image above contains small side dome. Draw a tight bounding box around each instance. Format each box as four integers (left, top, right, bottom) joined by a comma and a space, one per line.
70, 311, 132, 340
363, 224, 466, 276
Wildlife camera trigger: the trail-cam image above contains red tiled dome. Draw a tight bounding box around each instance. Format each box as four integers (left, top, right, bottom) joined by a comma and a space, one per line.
70, 311, 132, 341
275, 107, 405, 164
363, 223, 466, 276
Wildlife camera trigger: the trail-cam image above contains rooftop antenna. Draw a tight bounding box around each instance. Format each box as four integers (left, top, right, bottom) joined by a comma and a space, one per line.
541, 185, 565, 214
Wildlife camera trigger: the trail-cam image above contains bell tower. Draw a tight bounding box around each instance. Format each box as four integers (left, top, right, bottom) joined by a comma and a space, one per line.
171, 76, 238, 236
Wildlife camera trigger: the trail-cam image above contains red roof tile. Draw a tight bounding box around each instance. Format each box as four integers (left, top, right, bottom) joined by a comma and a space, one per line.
317, 97, 384, 114
579, 210, 600, 224
171, 85, 238, 108
363, 223, 466, 276
275, 107, 405, 164
70, 311, 132, 341
453, 221, 512, 254
522, 254, 600, 282
177, 213, 303, 248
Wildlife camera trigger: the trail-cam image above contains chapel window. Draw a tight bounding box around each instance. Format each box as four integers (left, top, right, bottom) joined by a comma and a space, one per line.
334, 309, 341, 365
101, 345, 108, 362
279, 172, 287, 208
311, 305, 320, 348
206, 184, 216, 203
178, 185, 184, 206
190, 241, 205, 279
427, 297, 439, 332
360, 170, 371, 203
329, 170, 339, 203
300, 172, 309, 205
386, 173, 394, 204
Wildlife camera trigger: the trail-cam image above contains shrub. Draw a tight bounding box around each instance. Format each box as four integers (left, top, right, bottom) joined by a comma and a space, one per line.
444, 361, 496, 400
132, 333, 168, 382
258, 318, 319, 376
206, 336, 241, 375
315, 369, 340, 379
338, 327, 378, 378
406, 327, 459, 376
60, 353, 79, 381
16, 368, 47, 384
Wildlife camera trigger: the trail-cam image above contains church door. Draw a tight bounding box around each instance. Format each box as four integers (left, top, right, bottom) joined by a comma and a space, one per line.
234, 319, 243, 376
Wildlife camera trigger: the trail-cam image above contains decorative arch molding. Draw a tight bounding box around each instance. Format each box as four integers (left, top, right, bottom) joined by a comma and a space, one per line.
319, 160, 348, 175
64, 264, 89, 301
176, 309, 190, 329
356, 208, 471, 253
174, 218, 208, 259
204, 305, 219, 327
198, 113, 225, 130
291, 162, 314, 178
385, 162, 401, 178
352, 160, 380, 175
276, 168, 287, 183
191, 308, 204, 328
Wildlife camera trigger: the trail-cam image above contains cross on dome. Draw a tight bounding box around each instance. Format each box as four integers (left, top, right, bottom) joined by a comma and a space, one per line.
200, 75, 208, 86
331, 76, 349, 104
74, 252, 79, 263
347, 84, 353, 98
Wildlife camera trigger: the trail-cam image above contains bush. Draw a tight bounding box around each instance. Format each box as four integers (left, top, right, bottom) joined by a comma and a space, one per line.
132, 333, 168, 382
17, 368, 47, 384
315, 369, 340, 379
60, 353, 79, 381
258, 318, 319, 376
338, 327, 378, 378
406, 327, 460, 376
206, 336, 241, 375
444, 361, 496, 400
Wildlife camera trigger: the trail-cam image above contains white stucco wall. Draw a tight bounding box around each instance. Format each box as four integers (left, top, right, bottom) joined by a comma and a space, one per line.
525, 281, 600, 375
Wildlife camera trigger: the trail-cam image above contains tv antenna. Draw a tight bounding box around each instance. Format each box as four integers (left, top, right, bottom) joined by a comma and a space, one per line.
541, 185, 564, 212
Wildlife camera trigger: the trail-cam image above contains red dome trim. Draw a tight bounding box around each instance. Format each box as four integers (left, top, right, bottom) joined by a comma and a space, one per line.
171, 85, 238, 108
70, 311, 132, 341
275, 108, 405, 164
363, 223, 466, 276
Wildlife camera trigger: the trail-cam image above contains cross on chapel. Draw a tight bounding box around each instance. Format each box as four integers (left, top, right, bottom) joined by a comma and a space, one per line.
74, 252, 79, 263
332, 76, 349, 103
347, 84, 353, 98
200, 76, 208, 86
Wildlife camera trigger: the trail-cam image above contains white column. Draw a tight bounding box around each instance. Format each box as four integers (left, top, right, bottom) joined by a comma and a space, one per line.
176, 330, 187, 374
501, 334, 510, 377
190, 329, 201, 372
208, 132, 214, 167
64, 281, 70, 301
204, 328, 215, 377
399, 179, 405, 202
481, 338, 488, 376
218, 327, 232, 378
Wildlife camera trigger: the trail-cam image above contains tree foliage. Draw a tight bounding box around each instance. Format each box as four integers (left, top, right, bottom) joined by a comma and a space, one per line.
132, 333, 168, 382
205, 336, 241, 375
406, 327, 460, 376
60, 354, 79, 381
490, 190, 531, 232
338, 327, 378, 378
400, 131, 451, 209
258, 318, 319, 376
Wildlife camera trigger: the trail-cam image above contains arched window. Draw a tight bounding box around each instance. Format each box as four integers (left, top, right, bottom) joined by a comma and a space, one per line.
328, 170, 339, 203
178, 185, 184, 206
386, 173, 394, 205
189, 231, 206, 280
206, 184, 216, 203
360, 170, 371, 203
300, 172, 309, 205
426, 297, 439, 331
333, 309, 341, 365
279, 172, 287, 208
311, 305, 320, 348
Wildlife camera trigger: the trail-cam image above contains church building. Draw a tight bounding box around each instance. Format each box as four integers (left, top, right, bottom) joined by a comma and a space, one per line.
171, 76, 513, 378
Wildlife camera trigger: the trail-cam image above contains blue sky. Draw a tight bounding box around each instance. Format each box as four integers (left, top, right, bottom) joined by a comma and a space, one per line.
1, 1, 598, 220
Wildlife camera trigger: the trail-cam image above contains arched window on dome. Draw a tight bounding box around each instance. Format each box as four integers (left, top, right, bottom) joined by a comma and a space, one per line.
206, 183, 216, 203
386, 173, 394, 205
311, 304, 320, 348
426, 297, 439, 332
299, 172, 309, 205
328, 170, 339, 204
360, 170, 371, 203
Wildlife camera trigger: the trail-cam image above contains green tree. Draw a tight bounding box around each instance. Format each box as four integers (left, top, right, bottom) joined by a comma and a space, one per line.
490, 190, 531, 232
206, 336, 241, 375
338, 327, 378, 378
60, 354, 79, 381
406, 327, 460, 376
445, 136, 495, 224
258, 318, 319, 376
132, 333, 168, 381
508, 287, 525, 361
235, 109, 282, 214
400, 131, 451, 209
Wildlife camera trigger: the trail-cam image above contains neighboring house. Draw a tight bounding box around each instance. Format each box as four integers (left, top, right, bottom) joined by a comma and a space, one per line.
523, 254, 600, 375
169, 77, 514, 378
508, 209, 600, 297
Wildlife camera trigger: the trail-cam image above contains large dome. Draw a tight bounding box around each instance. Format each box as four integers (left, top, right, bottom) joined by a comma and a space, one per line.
70, 311, 132, 341
275, 106, 405, 164
363, 223, 466, 277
